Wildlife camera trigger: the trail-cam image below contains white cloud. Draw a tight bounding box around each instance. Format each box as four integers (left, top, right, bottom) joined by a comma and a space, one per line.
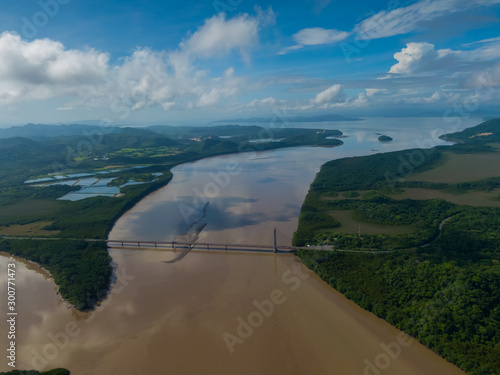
294, 84, 368, 110
466, 62, 500, 89
365, 88, 388, 96
279, 27, 349, 55
311, 84, 344, 104
277, 45, 303, 55
387, 41, 500, 76
0, 9, 272, 109
356, 0, 500, 40
309, 0, 334, 14
388, 42, 459, 75
194, 68, 243, 108
246, 97, 284, 107
0, 31, 109, 104
181, 13, 258, 58
463, 36, 500, 47
404, 91, 443, 104
293, 28, 350, 45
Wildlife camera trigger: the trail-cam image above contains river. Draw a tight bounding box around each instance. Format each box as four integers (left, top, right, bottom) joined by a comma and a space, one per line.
0, 117, 480, 374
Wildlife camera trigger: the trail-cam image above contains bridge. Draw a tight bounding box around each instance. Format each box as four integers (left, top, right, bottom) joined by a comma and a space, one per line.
108, 229, 295, 254
107, 240, 296, 253
2, 227, 389, 254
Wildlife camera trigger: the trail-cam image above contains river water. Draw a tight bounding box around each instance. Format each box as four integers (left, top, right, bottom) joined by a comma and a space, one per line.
0, 117, 481, 374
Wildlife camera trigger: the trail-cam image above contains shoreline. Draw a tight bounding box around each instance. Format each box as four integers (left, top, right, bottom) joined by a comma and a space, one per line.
0, 250, 116, 313
0, 251, 77, 311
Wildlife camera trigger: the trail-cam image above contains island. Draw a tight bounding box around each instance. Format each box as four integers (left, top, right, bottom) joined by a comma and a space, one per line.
378, 135, 393, 142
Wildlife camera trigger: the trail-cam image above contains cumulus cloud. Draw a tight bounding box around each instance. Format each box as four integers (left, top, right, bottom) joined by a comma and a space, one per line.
0, 9, 272, 109
388, 42, 459, 75
311, 84, 344, 104
181, 13, 258, 58
387, 41, 500, 76
294, 84, 368, 110
0, 31, 109, 104
193, 68, 244, 108
356, 0, 500, 40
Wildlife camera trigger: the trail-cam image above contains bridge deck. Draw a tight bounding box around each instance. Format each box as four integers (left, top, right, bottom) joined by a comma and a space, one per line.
106, 239, 296, 253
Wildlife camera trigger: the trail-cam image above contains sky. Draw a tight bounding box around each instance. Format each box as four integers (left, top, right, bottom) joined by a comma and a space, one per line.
0, 0, 499, 126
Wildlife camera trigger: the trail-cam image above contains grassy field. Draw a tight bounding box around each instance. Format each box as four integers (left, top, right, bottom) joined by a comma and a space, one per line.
487, 142, 500, 151
328, 210, 416, 234
389, 187, 500, 207
0, 199, 58, 225
0, 221, 60, 236
407, 151, 500, 183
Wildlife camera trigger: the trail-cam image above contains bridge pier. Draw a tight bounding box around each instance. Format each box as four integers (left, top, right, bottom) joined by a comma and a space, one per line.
273, 228, 277, 253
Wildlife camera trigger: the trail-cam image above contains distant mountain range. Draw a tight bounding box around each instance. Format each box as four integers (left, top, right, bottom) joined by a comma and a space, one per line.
211, 114, 363, 123
0, 123, 270, 140
0, 123, 108, 139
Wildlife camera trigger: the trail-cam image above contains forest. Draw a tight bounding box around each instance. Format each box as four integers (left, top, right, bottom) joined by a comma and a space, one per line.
2, 240, 111, 310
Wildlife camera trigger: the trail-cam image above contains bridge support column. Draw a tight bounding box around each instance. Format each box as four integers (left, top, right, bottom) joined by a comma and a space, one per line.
273, 228, 277, 253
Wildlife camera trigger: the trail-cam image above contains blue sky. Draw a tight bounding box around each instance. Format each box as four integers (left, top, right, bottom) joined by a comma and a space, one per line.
0, 0, 499, 126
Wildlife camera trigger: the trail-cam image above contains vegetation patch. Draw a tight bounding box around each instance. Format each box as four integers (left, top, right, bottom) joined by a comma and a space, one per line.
407, 151, 500, 183
0, 368, 69, 375
378, 135, 393, 142
0, 221, 60, 237
389, 187, 500, 207
328, 210, 416, 235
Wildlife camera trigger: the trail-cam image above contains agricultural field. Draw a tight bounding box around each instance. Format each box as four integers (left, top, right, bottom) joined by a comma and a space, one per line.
328, 210, 416, 234
109, 146, 180, 158
0, 199, 58, 226
0, 221, 59, 236
407, 151, 500, 183
389, 187, 500, 207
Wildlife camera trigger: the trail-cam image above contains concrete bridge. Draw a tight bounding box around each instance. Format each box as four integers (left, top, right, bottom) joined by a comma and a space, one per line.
108, 228, 295, 253
107, 239, 296, 253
